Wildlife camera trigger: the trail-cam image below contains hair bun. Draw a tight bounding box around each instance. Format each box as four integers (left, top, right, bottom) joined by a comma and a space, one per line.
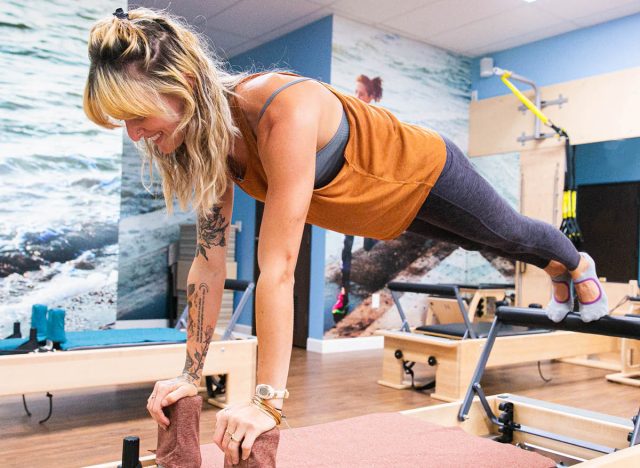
113, 8, 129, 20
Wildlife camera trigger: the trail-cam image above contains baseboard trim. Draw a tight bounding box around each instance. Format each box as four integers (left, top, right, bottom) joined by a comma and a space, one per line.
306, 335, 384, 353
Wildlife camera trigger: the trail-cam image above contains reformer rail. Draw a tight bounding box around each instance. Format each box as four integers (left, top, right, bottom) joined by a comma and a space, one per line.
458, 307, 640, 452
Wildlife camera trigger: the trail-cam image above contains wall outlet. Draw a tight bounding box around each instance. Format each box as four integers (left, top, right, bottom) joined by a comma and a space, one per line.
372, 293, 380, 309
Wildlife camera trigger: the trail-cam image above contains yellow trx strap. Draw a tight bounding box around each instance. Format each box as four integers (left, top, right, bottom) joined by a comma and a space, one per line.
498, 70, 582, 247
500, 71, 567, 137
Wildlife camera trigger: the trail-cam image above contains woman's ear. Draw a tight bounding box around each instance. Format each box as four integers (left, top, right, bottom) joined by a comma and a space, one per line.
184, 73, 196, 89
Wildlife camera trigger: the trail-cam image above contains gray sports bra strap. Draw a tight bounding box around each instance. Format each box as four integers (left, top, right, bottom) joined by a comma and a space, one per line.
257, 77, 313, 122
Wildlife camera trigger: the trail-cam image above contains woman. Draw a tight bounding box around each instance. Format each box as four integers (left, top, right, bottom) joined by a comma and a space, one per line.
83, 8, 608, 465
332, 74, 382, 323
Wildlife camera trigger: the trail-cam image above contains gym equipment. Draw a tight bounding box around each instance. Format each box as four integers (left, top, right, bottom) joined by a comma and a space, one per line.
87, 413, 555, 468
454, 307, 640, 464
88, 308, 640, 467
156, 396, 203, 468
481, 62, 582, 246
377, 281, 618, 401
0, 280, 257, 422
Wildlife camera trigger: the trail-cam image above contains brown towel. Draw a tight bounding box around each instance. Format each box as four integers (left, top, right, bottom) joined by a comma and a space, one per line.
156, 395, 203, 468
223, 427, 280, 468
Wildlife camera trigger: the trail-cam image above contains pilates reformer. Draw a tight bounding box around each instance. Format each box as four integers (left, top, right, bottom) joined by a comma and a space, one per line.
448, 307, 640, 465
605, 296, 640, 387
0, 279, 257, 423
90, 308, 640, 467
377, 281, 619, 401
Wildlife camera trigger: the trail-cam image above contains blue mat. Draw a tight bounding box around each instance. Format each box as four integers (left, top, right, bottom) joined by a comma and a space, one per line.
0, 338, 28, 351
60, 328, 187, 350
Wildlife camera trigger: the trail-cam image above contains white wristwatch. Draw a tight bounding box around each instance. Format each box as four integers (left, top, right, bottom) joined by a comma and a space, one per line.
255, 384, 289, 400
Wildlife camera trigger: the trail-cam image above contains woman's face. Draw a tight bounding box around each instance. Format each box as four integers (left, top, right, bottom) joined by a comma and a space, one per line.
124, 93, 185, 154
355, 81, 372, 103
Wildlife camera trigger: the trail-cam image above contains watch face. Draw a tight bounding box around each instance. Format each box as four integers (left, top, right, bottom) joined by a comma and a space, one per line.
257, 385, 271, 398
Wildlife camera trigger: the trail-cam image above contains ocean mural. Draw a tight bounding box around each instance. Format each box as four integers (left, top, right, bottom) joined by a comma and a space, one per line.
325, 17, 519, 338
117, 139, 194, 320
0, 0, 121, 336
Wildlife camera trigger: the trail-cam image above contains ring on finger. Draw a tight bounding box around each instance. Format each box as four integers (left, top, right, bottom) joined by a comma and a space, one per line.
225, 430, 234, 438
230, 434, 241, 443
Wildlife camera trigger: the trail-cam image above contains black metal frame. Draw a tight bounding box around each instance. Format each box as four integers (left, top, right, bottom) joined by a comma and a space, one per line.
175, 279, 255, 341
387, 282, 479, 339
458, 307, 640, 453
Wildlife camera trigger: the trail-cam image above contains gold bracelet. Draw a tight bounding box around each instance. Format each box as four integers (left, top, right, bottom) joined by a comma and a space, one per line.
251, 398, 281, 425
252, 397, 282, 423
252, 402, 275, 422
257, 397, 283, 414
252, 396, 285, 421
251, 397, 282, 425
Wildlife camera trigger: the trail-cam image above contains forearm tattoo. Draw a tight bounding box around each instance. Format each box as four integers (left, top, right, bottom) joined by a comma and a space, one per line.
183, 282, 214, 381
196, 205, 228, 261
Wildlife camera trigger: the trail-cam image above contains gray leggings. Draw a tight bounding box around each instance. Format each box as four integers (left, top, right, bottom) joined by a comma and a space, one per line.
407, 137, 581, 271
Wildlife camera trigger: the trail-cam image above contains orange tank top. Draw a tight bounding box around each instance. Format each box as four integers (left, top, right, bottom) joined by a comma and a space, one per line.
229, 75, 447, 241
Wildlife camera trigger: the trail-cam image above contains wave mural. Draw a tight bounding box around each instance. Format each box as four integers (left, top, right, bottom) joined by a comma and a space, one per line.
0, 0, 122, 336
117, 121, 195, 321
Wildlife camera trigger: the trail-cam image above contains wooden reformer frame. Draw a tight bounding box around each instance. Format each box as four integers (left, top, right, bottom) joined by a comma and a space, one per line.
0, 280, 258, 421
376, 282, 618, 401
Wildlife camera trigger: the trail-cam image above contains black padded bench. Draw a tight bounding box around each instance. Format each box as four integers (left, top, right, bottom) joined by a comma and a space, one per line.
387, 281, 545, 339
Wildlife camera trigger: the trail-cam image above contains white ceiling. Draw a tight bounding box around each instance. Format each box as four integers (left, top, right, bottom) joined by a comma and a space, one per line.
134, 0, 640, 58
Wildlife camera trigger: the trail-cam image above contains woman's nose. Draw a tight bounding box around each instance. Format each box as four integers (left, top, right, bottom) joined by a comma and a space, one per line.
125, 120, 143, 142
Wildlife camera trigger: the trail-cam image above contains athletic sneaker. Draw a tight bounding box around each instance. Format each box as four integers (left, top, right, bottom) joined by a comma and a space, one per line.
332, 290, 349, 323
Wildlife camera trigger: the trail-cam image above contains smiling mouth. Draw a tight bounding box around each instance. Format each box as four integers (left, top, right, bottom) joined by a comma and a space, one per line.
147, 131, 162, 143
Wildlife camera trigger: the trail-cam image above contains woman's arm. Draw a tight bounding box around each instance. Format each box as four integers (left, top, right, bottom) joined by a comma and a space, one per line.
182, 184, 234, 382
147, 183, 234, 429
213, 81, 323, 464
252, 102, 318, 409
254, 79, 323, 408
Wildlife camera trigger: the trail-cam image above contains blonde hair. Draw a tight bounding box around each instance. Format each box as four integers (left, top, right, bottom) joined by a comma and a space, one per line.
83, 7, 245, 214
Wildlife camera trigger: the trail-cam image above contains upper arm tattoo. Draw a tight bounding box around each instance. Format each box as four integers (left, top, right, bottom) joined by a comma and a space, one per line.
196, 205, 229, 261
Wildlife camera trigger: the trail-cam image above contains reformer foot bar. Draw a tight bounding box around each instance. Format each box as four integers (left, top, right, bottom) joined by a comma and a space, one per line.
459, 308, 640, 453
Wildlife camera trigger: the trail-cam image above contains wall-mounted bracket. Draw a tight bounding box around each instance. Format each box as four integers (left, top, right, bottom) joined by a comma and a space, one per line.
518, 94, 568, 114
517, 131, 558, 145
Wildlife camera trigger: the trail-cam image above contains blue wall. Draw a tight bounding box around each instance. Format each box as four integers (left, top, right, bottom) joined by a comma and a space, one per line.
227, 16, 333, 336
472, 14, 640, 100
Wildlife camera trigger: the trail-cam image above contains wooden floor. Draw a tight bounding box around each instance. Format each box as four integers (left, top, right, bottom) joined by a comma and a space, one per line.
1, 348, 639, 467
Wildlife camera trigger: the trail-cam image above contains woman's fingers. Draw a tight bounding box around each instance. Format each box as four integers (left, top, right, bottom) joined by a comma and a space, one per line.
226, 425, 246, 465
214, 403, 270, 463
221, 421, 238, 451
162, 382, 196, 407
146, 382, 161, 422
148, 383, 172, 429
213, 408, 230, 447
240, 427, 258, 461
152, 394, 171, 429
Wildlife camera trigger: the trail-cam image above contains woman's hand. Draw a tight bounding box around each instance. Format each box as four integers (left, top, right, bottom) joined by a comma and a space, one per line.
213, 402, 277, 465
146, 374, 198, 430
